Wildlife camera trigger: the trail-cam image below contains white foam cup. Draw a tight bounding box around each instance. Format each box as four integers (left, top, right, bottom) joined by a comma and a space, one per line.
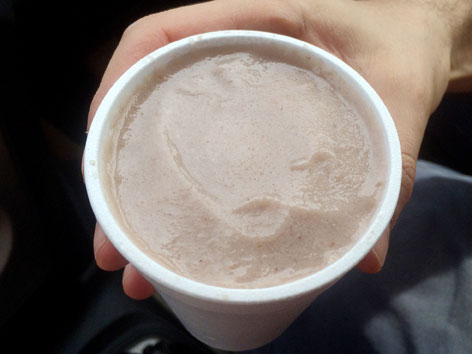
84, 30, 401, 351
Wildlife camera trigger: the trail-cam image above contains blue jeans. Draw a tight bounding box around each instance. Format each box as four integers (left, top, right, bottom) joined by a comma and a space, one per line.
244, 161, 472, 354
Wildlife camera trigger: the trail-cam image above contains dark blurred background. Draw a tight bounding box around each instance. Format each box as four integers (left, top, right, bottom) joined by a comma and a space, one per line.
0, 0, 470, 353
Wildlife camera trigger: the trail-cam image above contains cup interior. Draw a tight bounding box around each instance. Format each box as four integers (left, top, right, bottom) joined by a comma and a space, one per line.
84, 30, 401, 304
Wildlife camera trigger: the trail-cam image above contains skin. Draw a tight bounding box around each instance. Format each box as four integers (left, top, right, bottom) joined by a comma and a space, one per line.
87, 0, 471, 300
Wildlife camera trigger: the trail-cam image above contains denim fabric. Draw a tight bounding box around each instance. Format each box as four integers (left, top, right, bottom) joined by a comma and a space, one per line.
245, 161, 472, 354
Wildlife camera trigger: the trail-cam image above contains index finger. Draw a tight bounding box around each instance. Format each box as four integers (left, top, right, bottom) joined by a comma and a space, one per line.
87, 0, 304, 127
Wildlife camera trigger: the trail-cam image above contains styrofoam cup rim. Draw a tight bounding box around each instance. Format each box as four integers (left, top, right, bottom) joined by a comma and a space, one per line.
84, 30, 402, 305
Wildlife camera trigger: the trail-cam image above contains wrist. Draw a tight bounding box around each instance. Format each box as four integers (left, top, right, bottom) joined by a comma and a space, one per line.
448, 3, 472, 90
410, 0, 472, 87
368, 0, 472, 89
427, 0, 472, 81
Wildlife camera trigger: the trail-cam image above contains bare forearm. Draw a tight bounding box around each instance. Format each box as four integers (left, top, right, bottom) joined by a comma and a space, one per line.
372, 0, 472, 86
423, 0, 472, 81
444, 0, 472, 89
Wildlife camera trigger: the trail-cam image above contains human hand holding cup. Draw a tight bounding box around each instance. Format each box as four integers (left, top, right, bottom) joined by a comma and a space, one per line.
85, 0, 458, 347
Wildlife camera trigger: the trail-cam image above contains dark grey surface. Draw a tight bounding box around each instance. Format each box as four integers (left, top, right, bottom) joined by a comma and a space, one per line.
1, 1, 471, 352
245, 161, 472, 354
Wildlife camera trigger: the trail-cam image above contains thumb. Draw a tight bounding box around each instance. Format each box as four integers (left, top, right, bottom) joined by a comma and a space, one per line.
356, 227, 390, 273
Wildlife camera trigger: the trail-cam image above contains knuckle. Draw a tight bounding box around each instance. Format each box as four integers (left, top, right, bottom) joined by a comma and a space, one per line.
400, 151, 417, 204
391, 151, 417, 227
120, 16, 170, 65
123, 15, 153, 37
257, 0, 306, 38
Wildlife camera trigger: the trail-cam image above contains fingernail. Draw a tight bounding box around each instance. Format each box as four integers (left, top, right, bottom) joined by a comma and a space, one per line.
93, 224, 106, 260
371, 248, 384, 272
122, 264, 132, 282
372, 227, 390, 271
